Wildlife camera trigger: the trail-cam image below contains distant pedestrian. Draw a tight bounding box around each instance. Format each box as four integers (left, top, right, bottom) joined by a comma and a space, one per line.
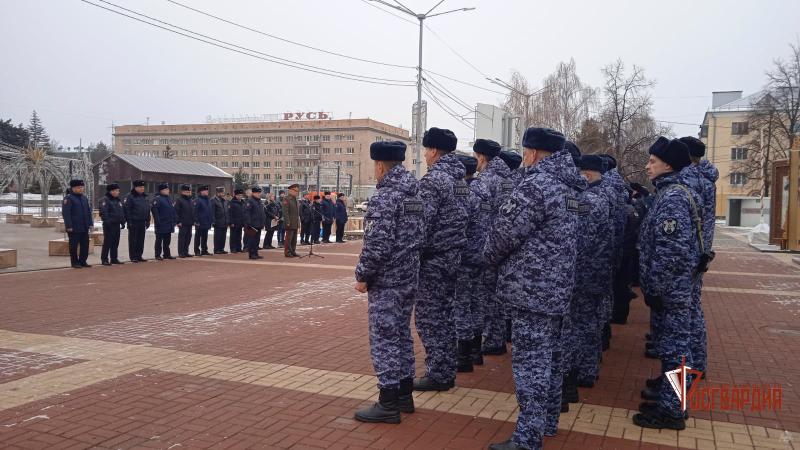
335, 193, 348, 243
151, 183, 177, 260
263, 193, 280, 249
174, 184, 195, 258
276, 190, 286, 246
211, 186, 229, 254
99, 183, 125, 265
62, 179, 94, 269
310, 196, 322, 244
193, 185, 212, 256
124, 180, 150, 263
320, 191, 335, 243
228, 188, 245, 253
299, 195, 313, 245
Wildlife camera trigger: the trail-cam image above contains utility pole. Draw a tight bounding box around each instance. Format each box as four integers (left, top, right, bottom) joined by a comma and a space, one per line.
335, 163, 341, 194
348, 174, 353, 196
368, 0, 475, 178
316, 164, 321, 195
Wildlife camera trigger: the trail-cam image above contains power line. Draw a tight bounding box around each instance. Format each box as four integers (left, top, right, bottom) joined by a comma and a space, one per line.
166, 0, 416, 69
358, 0, 417, 25
422, 83, 474, 130
424, 24, 490, 80
423, 69, 506, 95
81, 0, 416, 87
424, 78, 472, 111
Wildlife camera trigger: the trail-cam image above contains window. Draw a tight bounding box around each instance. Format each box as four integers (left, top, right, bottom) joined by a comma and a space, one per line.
219, 137, 228, 144
201, 150, 208, 156
286, 161, 292, 168
221, 161, 229, 168
275, 161, 282, 168
251, 174, 259, 180
322, 135, 330, 142
322, 148, 330, 154
252, 161, 260, 168
731, 122, 749, 135
346, 161, 354, 167
211, 138, 218, 144
286, 149, 294, 155
264, 161, 271, 168
254, 149, 261, 156
242, 161, 250, 168
730, 172, 747, 185
232, 149, 239, 156
243, 149, 250, 156
211, 149, 218, 156
264, 149, 271, 155
286, 173, 293, 180
180, 150, 188, 156
286, 136, 294, 143
275, 136, 283, 143
264, 173, 271, 180
334, 148, 342, 154
232, 161, 240, 168
191, 150, 198, 157
221, 149, 228, 156
346, 147, 354, 154
159, 138, 168, 145
731, 147, 748, 160
232, 137, 240, 144
275, 149, 282, 155
375, 136, 384, 142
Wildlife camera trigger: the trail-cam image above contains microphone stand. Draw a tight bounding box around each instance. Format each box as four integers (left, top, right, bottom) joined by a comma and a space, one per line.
299, 206, 324, 259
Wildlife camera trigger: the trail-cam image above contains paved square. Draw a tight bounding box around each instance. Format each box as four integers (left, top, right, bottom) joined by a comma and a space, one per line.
0, 228, 798, 449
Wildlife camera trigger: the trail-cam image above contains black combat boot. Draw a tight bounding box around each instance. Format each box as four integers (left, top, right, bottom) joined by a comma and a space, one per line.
457, 340, 473, 373
564, 370, 579, 403
470, 331, 483, 365
641, 387, 660, 401
354, 387, 401, 424
644, 348, 658, 359
632, 408, 686, 430
640, 401, 690, 420
489, 439, 530, 450
398, 378, 414, 413
413, 376, 452, 392
504, 319, 512, 343
482, 344, 507, 356
646, 375, 663, 389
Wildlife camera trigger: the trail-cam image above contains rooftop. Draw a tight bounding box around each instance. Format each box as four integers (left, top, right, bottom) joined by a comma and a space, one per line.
113, 154, 232, 178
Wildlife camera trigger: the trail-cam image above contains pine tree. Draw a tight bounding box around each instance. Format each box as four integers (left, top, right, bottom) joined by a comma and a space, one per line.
0, 118, 30, 147
27, 110, 50, 150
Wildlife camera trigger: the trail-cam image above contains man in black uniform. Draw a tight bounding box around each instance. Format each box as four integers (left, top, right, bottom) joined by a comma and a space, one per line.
211, 186, 229, 254
228, 188, 245, 253
151, 183, 177, 260
62, 179, 94, 269
124, 180, 150, 262
174, 184, 195, 258
299, 195, 313, 245
263, 193, 280, 249
243, 186, 267, 259
310, 195, 323, 244
99, 183, 125, 266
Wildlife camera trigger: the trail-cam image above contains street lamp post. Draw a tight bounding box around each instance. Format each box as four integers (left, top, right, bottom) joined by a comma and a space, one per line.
368, 0, 475, 178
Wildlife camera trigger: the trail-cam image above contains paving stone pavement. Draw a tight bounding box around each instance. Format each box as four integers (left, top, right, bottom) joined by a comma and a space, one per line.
0, 229, 798, 449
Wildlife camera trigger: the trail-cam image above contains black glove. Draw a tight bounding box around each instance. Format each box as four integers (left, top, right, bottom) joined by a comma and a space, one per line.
644, 293, 664, 311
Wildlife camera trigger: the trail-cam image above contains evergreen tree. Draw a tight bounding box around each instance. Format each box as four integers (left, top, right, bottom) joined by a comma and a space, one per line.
0, 118, 30, 147
27, 110, 50, 150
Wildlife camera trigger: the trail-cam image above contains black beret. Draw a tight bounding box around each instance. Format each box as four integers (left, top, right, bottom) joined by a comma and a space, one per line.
234, 188, 244, 195
498, 150, 522, 170
522, 127, 566, 153
69, 179, 85, 187
158, 183, 169, 190
180, 184, 191, 191
370, 141, 406, 161
198, 185, 209, 192
649, 137, 690, 172
422, 127, 457, 152
578, 155, 605, 172
679, 136, 706, 157
133, 180, 145, 187
473, 139, 501, 157
313, 195, 321, 200
599, 154, 617, 169
251, 186, 262, 193
106, 183, 120, 192
564, 141, 581, 164
288, 184, 300, 190
456, 154, 478, 177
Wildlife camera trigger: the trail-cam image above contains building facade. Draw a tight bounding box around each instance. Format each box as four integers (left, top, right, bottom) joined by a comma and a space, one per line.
700, 91, 764, 221
113, 115, 413, 200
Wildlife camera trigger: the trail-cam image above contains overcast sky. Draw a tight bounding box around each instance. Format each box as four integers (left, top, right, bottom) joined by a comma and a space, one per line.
1, 0, 798, 150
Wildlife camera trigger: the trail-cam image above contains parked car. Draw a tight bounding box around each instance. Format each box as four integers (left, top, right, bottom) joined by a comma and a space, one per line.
355, 201, 369, 212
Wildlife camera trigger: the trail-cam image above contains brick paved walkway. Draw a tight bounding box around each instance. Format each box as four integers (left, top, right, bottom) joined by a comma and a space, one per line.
0, 230, 798, 449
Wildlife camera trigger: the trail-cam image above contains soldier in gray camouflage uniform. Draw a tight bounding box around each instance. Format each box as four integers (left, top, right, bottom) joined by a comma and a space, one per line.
413, 127, 470, 392
454, 154, 486, 372
485, 128, 585, 450
471, 140, 515, 355
634, 137, 699, 431
354, 141, 425, 424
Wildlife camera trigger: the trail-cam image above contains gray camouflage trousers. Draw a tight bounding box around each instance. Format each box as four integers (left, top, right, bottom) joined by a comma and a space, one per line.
482, 268, 506, 350
368, 284, 416, 389
415, 251, 459, 383
511, 308, 563, 450
455, 265, 484, 341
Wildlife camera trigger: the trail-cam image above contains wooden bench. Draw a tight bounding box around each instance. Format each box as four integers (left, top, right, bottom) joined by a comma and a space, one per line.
30, 217, 57, 228
0, 249, 17, 269
5, 213, 34, 224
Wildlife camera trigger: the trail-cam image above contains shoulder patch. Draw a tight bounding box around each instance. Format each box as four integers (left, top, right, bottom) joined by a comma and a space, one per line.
565, 196, 581, 213
662, 218, 678, 235
500, 180, 514, 194
480, 201, 492, 212
577, 201, 591, 216
403, 198, 423, 216
499, 197, 517, 216
63, 198, 69, 205
453, 181, 469, 198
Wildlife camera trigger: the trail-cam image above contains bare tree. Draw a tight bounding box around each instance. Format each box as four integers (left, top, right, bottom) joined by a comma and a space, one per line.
531, 59, 596, 140
735, 41, 800, 197
501, 70, 536, 142
599, 59, 667, 180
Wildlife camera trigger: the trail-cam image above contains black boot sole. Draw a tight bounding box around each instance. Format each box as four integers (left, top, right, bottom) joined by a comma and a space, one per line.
354, 413, 400, 424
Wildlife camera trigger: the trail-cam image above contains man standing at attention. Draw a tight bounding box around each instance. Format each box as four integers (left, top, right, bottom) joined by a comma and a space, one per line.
282, 184, 301, 257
